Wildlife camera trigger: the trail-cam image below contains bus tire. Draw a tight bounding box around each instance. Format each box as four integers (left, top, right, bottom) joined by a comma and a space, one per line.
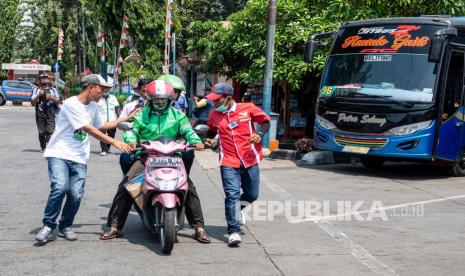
447, 154, 465, 177
360, 157, 385, 169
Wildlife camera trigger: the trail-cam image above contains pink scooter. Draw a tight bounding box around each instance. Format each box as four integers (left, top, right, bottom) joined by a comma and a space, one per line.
119, 122, 208, 254
125, 136, 191, 254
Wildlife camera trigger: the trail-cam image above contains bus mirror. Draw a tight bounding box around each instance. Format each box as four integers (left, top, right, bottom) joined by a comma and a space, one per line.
428, 36, 444, 63
304, 39, 317, 63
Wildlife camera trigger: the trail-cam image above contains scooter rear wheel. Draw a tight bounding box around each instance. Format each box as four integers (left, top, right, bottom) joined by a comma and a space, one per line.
159, 207, 177, 254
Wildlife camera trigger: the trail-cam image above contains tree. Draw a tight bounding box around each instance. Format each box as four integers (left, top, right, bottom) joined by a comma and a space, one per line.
0, 0, 24, 63
187, 0, 465, 89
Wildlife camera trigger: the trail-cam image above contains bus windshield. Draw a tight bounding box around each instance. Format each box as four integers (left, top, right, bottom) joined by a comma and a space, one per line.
321, 53, 437, 103
320, 24, 443, 103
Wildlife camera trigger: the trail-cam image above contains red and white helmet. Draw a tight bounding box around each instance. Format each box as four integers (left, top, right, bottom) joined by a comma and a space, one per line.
145, 80, 174, 100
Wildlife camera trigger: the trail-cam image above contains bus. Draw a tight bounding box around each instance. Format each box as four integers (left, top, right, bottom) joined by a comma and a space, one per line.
304, 16, 465, 176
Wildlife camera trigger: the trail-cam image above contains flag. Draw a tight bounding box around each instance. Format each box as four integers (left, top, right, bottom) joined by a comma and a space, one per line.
115, 15, 129, 84
97, 24, 106, 62
164, 0, 173, 74
57, 28, 64, 61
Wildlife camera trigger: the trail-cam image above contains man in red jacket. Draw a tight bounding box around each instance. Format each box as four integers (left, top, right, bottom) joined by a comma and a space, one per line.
205, 83, 270, 247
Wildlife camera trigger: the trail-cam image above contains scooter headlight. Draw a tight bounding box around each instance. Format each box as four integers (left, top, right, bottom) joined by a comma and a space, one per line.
388, 120, 432, 136
156, 179, 178, 191
316, 115, 336, 130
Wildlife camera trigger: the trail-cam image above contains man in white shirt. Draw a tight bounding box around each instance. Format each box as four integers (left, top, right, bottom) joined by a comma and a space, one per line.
31, 74, 61, 152
35, 74, 132, 244
97, 92, 121, 156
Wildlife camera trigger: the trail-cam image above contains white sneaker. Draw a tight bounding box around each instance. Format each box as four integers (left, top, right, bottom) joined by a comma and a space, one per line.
59, 227, 78, 241
228, 232, 242, 247
240, 211, 246, 226
99, 151, 107, 156
35, 226, 53, 243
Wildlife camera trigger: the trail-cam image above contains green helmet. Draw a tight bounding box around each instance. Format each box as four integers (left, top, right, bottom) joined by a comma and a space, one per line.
158, 74, 186, 92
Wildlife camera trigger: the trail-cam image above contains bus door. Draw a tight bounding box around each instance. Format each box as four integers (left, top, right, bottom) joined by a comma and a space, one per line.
437, 48, 465, 161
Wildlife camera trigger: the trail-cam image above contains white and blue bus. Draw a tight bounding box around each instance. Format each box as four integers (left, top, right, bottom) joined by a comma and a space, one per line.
305, 16, 465, 176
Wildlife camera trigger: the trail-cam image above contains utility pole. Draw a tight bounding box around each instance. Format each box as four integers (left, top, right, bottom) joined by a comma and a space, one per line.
172, 33, 176, 74
81, 3, 87, 71
262, 0, 277, 148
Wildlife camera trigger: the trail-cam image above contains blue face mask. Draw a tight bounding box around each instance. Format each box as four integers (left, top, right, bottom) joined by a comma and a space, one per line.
216, 105, 228, 113
216, 97, 230, 113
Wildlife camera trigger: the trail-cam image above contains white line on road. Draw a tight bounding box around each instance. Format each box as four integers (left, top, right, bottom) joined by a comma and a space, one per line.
289, 194, 465, 223
316, 220, 398, 275
260, 173, 399, 275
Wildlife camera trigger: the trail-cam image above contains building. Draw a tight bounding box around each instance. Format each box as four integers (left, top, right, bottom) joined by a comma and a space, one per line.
1, 60, 51, 83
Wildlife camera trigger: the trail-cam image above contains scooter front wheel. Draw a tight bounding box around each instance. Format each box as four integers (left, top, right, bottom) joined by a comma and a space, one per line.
159, 207, 177, 254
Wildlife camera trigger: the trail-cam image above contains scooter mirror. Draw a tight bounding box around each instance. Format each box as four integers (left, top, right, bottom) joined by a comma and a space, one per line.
118, 121, 134, 131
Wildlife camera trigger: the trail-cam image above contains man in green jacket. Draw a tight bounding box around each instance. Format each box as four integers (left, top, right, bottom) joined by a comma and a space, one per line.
101, 80, 211, 243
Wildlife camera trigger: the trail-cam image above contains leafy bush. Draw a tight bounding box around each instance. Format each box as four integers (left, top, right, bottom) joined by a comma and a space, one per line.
295, 137, 313, 153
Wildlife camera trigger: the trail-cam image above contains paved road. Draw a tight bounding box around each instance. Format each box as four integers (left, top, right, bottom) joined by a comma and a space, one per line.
2, 107, 465, 275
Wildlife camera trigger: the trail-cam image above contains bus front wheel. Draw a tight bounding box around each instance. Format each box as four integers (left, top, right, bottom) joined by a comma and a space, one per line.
447, 153, 465, 177
360, 157, 385, 169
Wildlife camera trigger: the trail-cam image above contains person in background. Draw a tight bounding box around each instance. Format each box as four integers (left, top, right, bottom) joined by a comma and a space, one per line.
34, 74, 133, 244
97, 91, 121, 156
31, 74, 61, 152
193, 91, 214, 124
242, 92, 252, 103
204, 83, 271, 247
118, 78, 150, 174
123, 75, 149, 106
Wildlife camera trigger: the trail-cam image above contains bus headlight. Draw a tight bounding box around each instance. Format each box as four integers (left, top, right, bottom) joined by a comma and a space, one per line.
316, 115, 336, 130
388, 120, 432, 136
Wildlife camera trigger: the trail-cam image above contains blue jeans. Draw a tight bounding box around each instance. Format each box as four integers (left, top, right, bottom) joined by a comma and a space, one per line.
42, 157, 87, 230
119, 153, 135, 175
220, 164, 260, 234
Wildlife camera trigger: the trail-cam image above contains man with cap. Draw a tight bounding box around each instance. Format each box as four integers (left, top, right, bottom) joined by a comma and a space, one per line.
35, 74, 133, 244
204, 83, 271, 247
31, 73, 61, 152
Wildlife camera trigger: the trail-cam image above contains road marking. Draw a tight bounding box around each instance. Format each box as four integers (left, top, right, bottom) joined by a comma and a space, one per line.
260, 173, 398, 275
289, 194, 465, 223
316, 220, 398, 275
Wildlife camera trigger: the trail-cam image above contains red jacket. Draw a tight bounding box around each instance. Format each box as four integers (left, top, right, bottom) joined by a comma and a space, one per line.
208, 102, 270, 168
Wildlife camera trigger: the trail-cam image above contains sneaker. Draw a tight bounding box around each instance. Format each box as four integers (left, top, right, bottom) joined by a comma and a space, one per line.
228, 232, 242, 247
240, 211, 246, 226
59, 227, 78, 241
35, 226, 53, 243
99, 151, 107, 156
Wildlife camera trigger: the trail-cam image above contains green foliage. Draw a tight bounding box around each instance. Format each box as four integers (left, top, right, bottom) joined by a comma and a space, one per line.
188, 0, 465, 89
0, 0, 23, 63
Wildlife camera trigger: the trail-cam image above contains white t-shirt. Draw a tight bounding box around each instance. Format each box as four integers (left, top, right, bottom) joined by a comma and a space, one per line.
44, 96, 104, 165
120, 98, 145, 118
98, 95, 120, 121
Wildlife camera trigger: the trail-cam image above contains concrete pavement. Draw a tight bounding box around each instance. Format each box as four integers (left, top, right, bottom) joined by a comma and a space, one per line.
2, 106, 465, 275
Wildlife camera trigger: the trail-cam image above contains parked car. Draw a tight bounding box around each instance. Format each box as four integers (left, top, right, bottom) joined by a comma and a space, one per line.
0, 80, 38, 106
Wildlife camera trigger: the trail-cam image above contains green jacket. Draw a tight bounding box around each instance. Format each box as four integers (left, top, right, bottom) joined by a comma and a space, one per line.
123, 105, 202, 145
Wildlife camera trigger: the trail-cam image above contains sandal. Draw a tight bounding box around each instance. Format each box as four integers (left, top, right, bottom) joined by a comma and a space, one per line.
100, 228, 123, 240
193, 229, 211, 244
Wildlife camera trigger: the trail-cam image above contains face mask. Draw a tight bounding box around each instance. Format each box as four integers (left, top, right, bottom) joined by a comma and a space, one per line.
152, 100, 169, 112
216, 97, 230, 113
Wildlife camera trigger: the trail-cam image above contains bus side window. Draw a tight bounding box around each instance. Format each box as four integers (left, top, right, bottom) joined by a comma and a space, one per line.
443, 51, 465, 121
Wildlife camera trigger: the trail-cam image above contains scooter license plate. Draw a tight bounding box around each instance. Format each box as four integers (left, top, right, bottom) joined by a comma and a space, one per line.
149, 157, 183, 168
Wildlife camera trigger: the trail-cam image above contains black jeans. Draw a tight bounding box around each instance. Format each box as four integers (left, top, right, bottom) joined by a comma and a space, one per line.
107, 151, 205, 230
100, 128, 117, 152
35, 109, 56, 150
